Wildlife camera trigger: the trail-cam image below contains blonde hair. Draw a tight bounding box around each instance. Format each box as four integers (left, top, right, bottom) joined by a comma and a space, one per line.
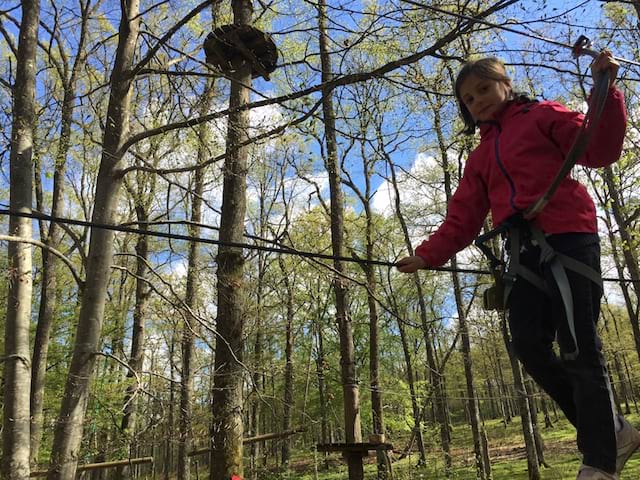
455, 57, 512, 134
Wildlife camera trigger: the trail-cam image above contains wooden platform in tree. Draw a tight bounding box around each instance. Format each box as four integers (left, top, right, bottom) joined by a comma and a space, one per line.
203, 24, 278, 80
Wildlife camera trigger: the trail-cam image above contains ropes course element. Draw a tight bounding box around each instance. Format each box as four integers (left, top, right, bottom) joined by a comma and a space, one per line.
203, 24, 278, 81
0, 209, 480, 273
0, 209, 638, 283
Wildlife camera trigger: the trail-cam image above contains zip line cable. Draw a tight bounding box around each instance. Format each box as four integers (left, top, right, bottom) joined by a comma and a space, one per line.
400, 0, 640, 68
1, 209, 638, 283
0, 209, 482, 274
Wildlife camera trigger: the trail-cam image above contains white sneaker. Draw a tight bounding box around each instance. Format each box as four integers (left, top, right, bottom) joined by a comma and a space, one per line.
576, 465, 618, 479
616, 415, 640, 475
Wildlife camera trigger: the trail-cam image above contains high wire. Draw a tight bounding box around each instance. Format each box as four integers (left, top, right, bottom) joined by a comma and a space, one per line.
0, 209, 484, 274
1, 209, 638, 283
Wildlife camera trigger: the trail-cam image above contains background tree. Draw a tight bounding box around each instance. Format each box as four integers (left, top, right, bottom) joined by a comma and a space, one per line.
2, 0, 40, 478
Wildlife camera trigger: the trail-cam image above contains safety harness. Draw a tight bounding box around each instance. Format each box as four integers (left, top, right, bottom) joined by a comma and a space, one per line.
474, 37, 612, 360
476, 216, 603, 360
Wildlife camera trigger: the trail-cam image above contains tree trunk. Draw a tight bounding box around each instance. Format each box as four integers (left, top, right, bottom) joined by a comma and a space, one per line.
451, 258, 491, 480
178, 68, 217, 480
210, 2, 253, 478
439, 108, 490, 478
621, 353, 639, 413
30, 2, 89, 461
524, 378, 547, 467
493, 341, 512, 425
351, 102, 389, 479
381, 126, 451, 473
502, 318, 541, 480
314, 296, 331, 469
280, 258, 295, 468
117, 205, 151, 480
365, 262, 388, 479
602, 167, 640, 362
317, 1, 363, 479
396, 313, 427, 465
3, 1, 40, 478
166, 335, 177, 479
47, 1, 139, 477
250, 284, 264, 478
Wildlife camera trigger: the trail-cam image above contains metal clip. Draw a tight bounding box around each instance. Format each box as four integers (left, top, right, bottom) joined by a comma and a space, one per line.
571, 35, 599, 59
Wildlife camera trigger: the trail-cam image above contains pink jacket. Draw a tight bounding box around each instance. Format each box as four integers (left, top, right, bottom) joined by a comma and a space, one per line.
415, 87, 627, 267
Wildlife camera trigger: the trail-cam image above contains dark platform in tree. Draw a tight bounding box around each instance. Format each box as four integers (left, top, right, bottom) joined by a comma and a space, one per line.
316, 442, 394, 456
203, 24, 278, 80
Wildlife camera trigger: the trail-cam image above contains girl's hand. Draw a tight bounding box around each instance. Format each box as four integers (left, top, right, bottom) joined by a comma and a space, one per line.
396, 255, 427, 273
591, 49, 620, 87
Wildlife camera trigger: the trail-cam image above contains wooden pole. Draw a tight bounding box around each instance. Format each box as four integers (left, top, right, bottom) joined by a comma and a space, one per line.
192, 427, 307, 456
31, 457, 153, 477
31, 428, 307, 477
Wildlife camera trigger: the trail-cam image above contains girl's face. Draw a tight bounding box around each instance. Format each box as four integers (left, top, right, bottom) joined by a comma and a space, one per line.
459, 74, 512, 122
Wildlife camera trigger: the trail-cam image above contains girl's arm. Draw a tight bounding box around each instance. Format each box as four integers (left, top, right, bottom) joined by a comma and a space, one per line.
548, 51, 627, 168
397, 157, 490, 271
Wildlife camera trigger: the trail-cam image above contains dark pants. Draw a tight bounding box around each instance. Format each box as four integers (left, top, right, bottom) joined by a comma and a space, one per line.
507, 235, 616, 473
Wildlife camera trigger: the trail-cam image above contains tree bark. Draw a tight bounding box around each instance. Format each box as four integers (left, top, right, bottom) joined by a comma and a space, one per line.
317, 1, 363, 479
166, 335, 177, 479
365, 260, 388, 479
178, 71, 217, 480
346, 86, 389, 479
249, 266, 265, 478
3, 0, 40, 478
451, 257, 491, 479
209, 1, 253, 478
314, 292, 331, 469
280, 258, 295, 467
524, 378, 547, 467
501, 318, 541, 480
47, 1, 140, 477
395, 311, 427, 465
117, 203, 151, 480
30, 2, 90, 464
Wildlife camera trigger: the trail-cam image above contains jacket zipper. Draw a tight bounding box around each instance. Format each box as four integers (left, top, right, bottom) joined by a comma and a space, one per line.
488, 120, 522, 214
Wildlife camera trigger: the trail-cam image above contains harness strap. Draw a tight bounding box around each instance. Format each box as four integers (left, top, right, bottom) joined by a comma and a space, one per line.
556, 252, 603, 289
505, 222, 602, 360
529, 226, 580, 359
502, 225, 549, 309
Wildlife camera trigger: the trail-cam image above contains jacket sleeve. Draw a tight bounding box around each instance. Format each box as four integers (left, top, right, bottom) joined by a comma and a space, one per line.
546, 86, 627, 168
415, 156, 490, 268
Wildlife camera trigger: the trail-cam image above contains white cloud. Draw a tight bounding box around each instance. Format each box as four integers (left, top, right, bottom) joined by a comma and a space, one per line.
371, 152, 438, 215
169, 257, 188, 278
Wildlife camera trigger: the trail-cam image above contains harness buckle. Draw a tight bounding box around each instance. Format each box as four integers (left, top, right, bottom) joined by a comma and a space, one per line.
482, 282, 505, 311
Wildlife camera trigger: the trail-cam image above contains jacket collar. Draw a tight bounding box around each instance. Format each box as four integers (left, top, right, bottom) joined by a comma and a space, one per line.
477, 99, 533, 137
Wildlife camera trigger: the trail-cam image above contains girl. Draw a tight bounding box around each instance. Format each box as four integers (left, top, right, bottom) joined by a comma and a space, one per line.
397, 52, 639, 480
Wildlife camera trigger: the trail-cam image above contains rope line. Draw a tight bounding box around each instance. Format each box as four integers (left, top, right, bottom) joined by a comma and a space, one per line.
1, 209, 638, 283
0, 209, 481, 273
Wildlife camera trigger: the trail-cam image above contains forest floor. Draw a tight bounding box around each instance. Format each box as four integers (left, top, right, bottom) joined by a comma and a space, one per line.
270, 413, 640, 479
